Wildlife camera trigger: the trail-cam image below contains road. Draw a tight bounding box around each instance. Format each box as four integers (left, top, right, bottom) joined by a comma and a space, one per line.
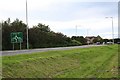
2, 45, 104, 56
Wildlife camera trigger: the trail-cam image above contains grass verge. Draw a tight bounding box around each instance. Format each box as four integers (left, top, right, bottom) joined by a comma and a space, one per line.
2, 45, 118, 78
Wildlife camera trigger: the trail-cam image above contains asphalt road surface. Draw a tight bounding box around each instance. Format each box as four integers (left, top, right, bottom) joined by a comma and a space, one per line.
2, 45, 105, 56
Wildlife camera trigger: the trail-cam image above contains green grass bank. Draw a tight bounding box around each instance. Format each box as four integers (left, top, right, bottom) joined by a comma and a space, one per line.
2, 45, 118, 78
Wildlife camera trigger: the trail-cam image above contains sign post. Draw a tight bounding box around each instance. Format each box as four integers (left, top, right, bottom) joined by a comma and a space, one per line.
20, 42, 21, 50
13, 43, 14, 50
11, 32, 23, 50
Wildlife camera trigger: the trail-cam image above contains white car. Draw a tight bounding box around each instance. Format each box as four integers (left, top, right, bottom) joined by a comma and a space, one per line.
106, 42, 113, 45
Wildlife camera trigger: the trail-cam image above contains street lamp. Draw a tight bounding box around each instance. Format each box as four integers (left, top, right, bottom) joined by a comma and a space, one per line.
75, 25, 81, 36
105, 17, 114, 44
26, 0, 29, 49
86, 28, 90, 36
75, 25, 77, 36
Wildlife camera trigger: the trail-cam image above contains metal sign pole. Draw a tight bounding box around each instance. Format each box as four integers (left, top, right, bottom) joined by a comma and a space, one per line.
20, 42, 21, 50
13, 43, 14, 50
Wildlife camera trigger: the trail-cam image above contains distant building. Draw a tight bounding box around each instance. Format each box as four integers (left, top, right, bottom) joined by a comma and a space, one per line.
85, 36, 96, 44
85, 35, 102, 44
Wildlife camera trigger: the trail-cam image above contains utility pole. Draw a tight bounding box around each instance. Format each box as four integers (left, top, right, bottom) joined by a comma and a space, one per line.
26, 0, 29, 49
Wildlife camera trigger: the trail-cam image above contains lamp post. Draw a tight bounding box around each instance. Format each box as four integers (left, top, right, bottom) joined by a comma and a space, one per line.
86, 28, 90, 36
26, 0, 29, 49
105, 17, 114, 44
75, 25, 77, 36
86, 28, 90, 45
75, 25, 81, 36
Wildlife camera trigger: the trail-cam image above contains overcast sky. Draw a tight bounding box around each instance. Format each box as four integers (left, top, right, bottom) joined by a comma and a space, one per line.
0, 0, 119, 39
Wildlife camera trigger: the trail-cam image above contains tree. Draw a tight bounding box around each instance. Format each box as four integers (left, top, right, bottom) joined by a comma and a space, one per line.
93, 35, 103, 43
71, 36, 87, 45
2, 18, 12, 50
2, 18, 27, 50
113, 38, 120, 43
2, 18, 82, 50
37, 23, 50, 32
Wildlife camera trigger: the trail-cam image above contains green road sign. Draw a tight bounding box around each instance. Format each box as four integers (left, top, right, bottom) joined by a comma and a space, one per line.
11, 32, 23, 43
